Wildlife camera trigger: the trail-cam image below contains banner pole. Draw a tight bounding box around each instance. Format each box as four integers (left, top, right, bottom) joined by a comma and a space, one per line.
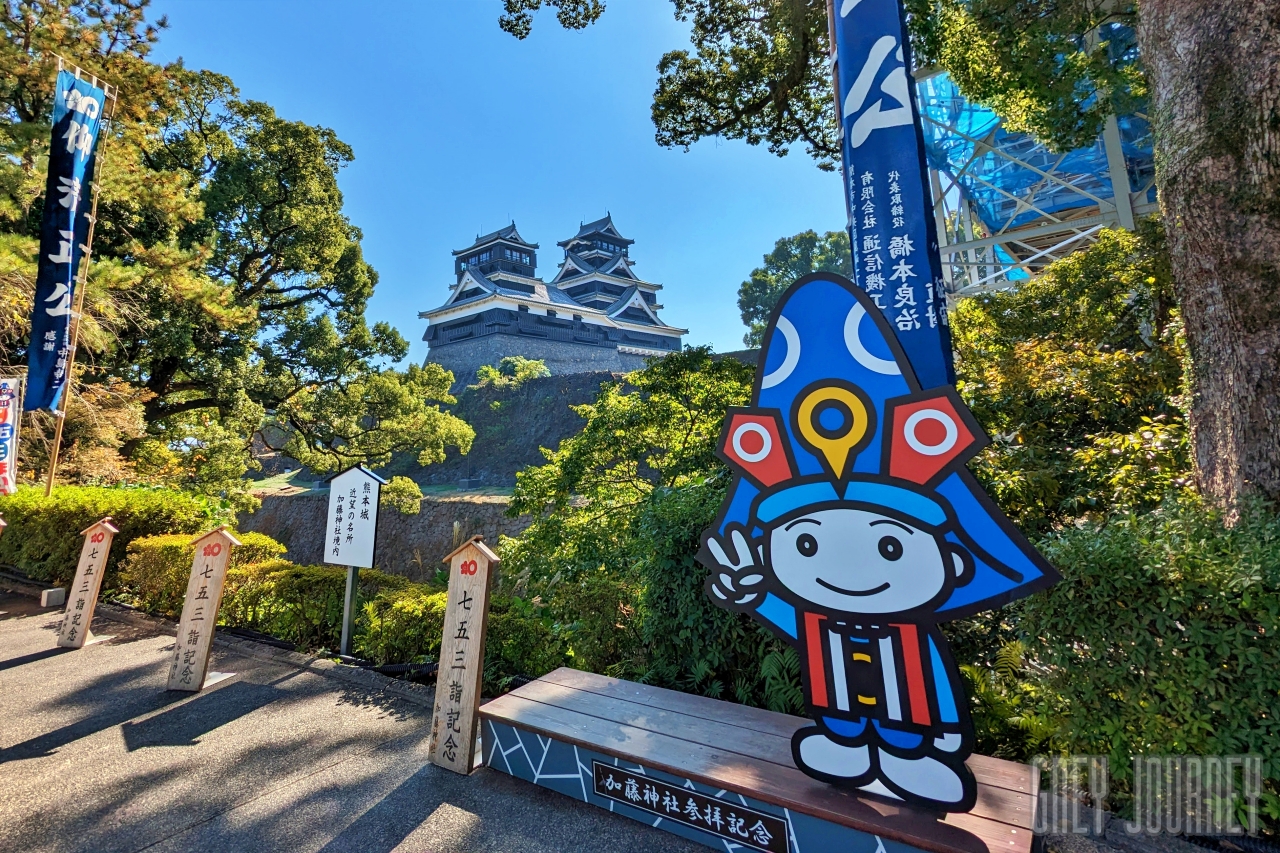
824, 0, 841, 128
43, 96, 114, 497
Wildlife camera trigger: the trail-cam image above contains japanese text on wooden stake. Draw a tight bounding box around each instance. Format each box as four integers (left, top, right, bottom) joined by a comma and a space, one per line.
167, 527, 239, 691
57, 517, 118, 648
428, 536, 498, 774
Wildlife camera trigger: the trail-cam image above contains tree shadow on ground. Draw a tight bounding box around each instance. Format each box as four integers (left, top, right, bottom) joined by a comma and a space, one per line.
0, 645, 74, 672
313, 763, 459, 853
0, 659, 181, 762
333, 682, 428, 723
121, 680, 284, 750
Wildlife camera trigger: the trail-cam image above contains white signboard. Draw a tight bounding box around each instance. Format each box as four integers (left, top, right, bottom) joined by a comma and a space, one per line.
322, 465, 384, 569
0, 377, 22, 495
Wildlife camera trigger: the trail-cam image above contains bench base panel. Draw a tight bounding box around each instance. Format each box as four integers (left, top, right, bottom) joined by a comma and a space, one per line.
484, 717, 923, 853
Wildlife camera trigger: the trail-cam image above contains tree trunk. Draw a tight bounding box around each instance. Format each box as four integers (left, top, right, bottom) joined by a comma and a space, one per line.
1138, 0, 1280, 511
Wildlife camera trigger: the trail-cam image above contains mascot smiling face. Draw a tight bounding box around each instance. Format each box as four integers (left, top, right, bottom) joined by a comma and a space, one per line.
766, 505, 969, 615
699, 273, 1058, 810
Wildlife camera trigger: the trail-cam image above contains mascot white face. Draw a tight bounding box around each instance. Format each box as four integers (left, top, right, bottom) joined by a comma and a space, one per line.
766, 507, 967, 614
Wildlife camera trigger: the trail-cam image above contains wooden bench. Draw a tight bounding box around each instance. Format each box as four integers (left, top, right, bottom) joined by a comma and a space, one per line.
480, 667, 1039, 853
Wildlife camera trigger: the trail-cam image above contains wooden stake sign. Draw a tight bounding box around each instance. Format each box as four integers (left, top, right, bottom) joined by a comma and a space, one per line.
167, 527, 240, 692
57, 517, 119, 649
428, 535, 499, 774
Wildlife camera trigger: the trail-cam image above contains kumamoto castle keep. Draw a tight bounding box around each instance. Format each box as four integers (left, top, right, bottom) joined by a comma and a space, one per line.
419, 215, 687, 379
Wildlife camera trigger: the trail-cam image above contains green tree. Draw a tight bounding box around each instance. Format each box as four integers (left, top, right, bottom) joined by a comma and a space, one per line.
471, 356, 551, 389
953, 225, 1189, 532
498, 0, 604, 39
268, 363, 473, 476
507, 0, 1280, 512
502, 347, 758, 680
737, 229, 851, 346
1, 3, 473, 493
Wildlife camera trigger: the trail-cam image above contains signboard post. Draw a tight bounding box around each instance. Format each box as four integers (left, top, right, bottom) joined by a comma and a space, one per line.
56, 516, 119, 648
167, 527, 240, 692
428, 535, 499, 775
321, 464, 386, 657
0, 377, 22, 495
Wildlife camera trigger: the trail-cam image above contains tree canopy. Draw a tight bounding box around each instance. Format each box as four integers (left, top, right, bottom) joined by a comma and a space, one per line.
1, 0, 472, 502
504, 0, 1280, 510
737, 229, 850, 347
500, 0, 1141, 158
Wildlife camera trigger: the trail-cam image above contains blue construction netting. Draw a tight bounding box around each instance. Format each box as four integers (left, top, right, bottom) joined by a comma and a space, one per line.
915, 74, 1155, 238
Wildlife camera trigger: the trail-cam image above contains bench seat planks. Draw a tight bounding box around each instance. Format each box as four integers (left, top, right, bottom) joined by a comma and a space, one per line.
479, 667, 1039, 853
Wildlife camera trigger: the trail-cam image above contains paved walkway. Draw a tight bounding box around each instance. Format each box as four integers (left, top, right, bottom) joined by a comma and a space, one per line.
0, 591, 701, 853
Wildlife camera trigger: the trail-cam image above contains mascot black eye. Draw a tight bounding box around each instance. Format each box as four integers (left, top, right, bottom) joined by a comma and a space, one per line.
878, 535, 903, 561
796, 533, 819, 558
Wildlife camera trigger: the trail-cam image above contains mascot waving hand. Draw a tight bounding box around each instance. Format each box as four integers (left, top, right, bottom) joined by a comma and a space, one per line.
699, 273, 1058, 812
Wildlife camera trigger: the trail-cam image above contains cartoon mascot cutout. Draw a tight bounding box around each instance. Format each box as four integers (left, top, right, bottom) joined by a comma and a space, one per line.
699, 273, 1059, 812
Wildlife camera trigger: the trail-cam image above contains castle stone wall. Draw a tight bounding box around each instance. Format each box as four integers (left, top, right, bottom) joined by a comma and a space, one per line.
238, 492, 531, 583
428, 334, 653, 384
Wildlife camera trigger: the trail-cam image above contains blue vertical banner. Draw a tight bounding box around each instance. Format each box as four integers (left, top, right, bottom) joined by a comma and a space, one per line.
833, 0, 955, 389
25, 71, 107, 411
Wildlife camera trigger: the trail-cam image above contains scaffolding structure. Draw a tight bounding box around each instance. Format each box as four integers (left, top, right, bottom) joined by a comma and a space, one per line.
918, 67, 1157, 296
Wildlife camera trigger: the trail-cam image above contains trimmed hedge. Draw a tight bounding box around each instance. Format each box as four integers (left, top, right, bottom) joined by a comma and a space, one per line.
118, 532, 288, 618
358, 586, 449, 665
359, 587, 565, 694
0, 485, 229, 586
223, 560, 409, 650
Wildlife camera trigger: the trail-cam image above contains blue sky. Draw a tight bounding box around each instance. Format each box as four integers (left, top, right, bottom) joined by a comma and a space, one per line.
147, 1, 846, 361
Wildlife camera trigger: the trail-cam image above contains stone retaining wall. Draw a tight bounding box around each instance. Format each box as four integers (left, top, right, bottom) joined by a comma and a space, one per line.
428, 334, 652, 386
238, 493, 532, 582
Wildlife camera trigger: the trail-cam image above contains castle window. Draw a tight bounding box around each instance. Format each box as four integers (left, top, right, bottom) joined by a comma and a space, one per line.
518, 304, 529, 313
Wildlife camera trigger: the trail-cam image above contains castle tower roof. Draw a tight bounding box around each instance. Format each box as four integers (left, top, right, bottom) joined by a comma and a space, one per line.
556, 212, 634, 249
453, 222, 538, 255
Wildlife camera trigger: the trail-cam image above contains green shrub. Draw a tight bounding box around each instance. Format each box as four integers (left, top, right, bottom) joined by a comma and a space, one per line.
0, 485, 230, 586
633, 480, 803, 713
117, 529, 410, 651
1020, 496, 1280, 818
359, 586, 566, 694
484, 597, 566, 694
118, 531, 287, 617
953, 226, 1187, 533
221, 561, 408, 650
357, 585, 449, 666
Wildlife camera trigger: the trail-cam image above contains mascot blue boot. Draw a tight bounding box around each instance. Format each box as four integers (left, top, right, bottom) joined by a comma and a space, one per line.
699, 272, 1058, 812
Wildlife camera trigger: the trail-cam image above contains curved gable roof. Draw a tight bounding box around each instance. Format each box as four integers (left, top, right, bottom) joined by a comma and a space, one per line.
557, 212, 635, 247
452, 222, 538, 255
606, 286, 663, 325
